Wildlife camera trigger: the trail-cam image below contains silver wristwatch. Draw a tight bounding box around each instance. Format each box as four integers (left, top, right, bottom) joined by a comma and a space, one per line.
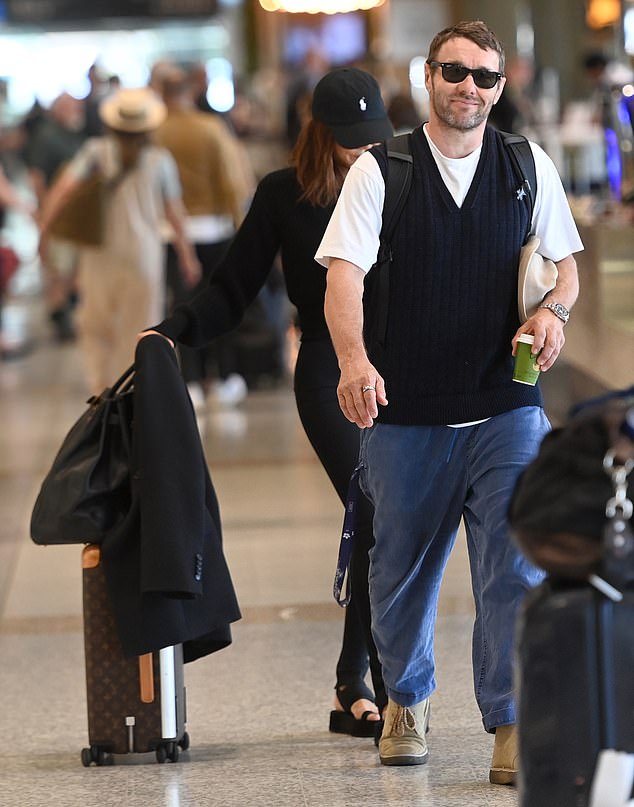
539, 302, 570, 324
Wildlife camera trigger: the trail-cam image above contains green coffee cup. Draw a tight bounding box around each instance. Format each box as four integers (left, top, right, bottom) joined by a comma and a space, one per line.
513, 334, 541, 385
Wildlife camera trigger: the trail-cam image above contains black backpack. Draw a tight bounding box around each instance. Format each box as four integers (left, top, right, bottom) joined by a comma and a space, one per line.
370, 129, 536, 350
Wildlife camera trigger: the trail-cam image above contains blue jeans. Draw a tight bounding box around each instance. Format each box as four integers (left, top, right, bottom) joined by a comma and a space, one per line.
358, 406, 549, 732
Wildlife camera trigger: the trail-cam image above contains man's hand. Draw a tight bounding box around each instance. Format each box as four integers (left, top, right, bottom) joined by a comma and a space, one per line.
337, 359, 388, 428
513, 253, 579, 371
512, 309, 565, 372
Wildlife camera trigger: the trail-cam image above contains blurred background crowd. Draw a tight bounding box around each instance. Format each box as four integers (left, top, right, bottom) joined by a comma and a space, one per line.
0, 0, 633, 400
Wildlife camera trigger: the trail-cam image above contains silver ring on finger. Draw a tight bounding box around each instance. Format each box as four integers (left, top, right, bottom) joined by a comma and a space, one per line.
362, 385, 375, 393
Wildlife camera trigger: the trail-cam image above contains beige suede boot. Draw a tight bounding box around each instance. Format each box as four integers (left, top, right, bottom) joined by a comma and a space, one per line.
378, 697, 430, 766
489, 724, 519, 785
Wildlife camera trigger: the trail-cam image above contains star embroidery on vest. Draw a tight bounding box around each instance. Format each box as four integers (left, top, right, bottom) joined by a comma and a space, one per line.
359, 97, 367, 111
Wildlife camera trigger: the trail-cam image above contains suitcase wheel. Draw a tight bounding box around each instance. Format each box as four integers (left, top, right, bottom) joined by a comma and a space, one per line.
81, 745, 112, 767
156, 741, 179, 764
179, 732, 190, 752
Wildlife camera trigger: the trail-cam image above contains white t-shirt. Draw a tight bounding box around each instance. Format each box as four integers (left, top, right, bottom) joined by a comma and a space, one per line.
315, 125, 584, 428
315, 124, 584, 272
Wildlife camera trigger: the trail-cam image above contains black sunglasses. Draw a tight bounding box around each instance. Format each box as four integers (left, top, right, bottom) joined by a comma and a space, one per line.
427, 61, 503, 90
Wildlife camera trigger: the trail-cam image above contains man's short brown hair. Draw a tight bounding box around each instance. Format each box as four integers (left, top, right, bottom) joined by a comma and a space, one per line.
428, 20, 506, 74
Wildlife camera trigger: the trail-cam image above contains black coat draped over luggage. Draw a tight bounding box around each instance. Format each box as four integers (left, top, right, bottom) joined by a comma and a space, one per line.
100, 335, 241, 661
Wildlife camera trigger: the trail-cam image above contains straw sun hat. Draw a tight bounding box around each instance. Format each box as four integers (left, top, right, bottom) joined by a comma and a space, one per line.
99, 87, 167, 133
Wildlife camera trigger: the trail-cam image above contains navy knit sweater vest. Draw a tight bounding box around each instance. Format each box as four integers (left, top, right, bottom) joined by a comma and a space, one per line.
368, 126, 543, 426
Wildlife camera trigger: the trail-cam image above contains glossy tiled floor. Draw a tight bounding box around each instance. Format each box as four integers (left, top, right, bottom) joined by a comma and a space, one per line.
1, 302, 519, 807
1, 209, 633, 806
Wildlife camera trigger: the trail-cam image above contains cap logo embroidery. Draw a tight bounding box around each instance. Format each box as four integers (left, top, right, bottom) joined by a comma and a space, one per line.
359, 97, 367, 111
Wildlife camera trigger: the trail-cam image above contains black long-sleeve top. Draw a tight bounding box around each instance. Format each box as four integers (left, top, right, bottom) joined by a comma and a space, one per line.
156, 167, 335, 346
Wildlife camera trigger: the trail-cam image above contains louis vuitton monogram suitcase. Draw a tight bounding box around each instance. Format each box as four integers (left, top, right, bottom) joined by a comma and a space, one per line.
80, 544, 189, 766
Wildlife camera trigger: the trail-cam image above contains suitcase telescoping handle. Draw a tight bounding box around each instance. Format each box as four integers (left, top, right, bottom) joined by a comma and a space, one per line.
138, 654, 155, 703
82, 544, 100, 569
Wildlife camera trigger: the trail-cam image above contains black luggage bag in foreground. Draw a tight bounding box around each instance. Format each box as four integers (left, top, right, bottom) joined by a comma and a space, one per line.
510, 390, 634, 806
516, 579, 634, 806
81, 544, 189, 766
509, 390, 634, 806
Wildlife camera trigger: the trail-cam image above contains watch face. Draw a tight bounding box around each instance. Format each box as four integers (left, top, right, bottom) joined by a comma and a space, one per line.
549, 303, 569, 321
541, 302, 569, 321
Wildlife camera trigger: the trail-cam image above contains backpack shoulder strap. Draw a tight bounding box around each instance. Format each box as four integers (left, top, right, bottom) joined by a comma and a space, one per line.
500, 130, 536, 233
369, 134, 413, 351
380, 133, 414, 243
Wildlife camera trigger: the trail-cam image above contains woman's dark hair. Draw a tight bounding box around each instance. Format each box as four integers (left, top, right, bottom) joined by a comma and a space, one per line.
290, 119, 346, 208
428, 20, 506, 74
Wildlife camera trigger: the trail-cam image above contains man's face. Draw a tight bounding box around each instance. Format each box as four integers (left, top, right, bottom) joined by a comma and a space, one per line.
425, 37, 506, 132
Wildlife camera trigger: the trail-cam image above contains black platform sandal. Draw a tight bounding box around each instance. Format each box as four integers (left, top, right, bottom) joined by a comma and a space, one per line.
329, 681, 383, 738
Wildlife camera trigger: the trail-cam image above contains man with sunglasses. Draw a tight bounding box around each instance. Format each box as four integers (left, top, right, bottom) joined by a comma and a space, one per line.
316, 20, 583, 783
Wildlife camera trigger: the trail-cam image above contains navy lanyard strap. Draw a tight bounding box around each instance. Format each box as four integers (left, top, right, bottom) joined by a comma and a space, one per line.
333, 464, 362, 607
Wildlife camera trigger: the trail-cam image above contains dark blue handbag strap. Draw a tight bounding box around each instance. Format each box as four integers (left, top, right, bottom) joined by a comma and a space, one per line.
333, 464, 363, 607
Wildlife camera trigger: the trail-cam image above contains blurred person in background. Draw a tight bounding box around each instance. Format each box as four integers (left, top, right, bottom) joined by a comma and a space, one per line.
139, 68, 394, 737
0, 161, 34, 223
0, 164, 36, 357
226, 79, 271, 143
387, 92, 423, 135
148, 59, 177, 98
37, 87, 199, 394
285, 47, 329, 149
186, 61, 241, 135
488, 55, 538, 136
583, 51, 612, 130
155, 68, 255, 409
188, 62, 216, 116
83, 63, 110, 137
108, 75, 122, 93
25, 92, 86, 341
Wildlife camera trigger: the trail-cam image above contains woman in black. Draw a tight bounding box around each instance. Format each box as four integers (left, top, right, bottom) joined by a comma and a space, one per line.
144, 68, 393, 735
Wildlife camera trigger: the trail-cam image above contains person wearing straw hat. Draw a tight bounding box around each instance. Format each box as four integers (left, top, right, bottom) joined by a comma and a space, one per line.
37, 86, 200, 394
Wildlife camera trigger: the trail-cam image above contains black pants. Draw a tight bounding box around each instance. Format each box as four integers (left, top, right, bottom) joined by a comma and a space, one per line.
294, 337, 385, 708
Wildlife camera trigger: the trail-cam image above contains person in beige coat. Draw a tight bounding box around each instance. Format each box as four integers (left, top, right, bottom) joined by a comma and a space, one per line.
37, 87, 199, 394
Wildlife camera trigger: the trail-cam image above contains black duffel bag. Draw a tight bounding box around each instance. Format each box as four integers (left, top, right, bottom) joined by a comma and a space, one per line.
508, 386, 634, 581
30, 365, 134, 545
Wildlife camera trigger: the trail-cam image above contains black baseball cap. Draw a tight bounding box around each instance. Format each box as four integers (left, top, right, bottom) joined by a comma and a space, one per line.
312, 67, 393, 148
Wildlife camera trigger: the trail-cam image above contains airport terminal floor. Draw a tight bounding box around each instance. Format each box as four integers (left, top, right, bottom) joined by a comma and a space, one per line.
1, 221, 633, 806
0, 306, 517, 807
